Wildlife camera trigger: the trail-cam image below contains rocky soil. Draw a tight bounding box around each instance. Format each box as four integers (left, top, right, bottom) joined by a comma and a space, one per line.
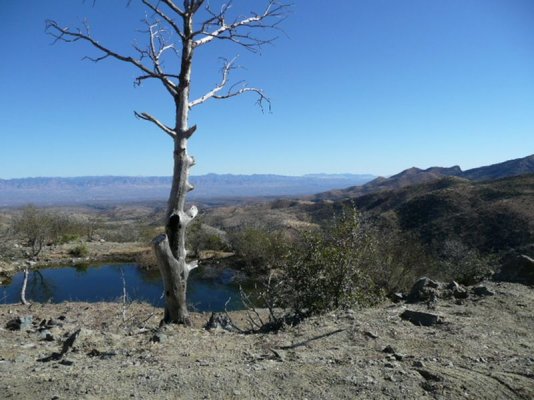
1, 281, 533, 399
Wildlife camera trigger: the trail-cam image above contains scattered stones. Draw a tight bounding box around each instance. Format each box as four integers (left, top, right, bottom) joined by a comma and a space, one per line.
150, 332, 167, 343
5, 316, 33, 331
406, 277, 441, 303
39, 318, 62, 329
87, 349, 117, 360
204, 312, 239, 332
472, 286, 495, 297
400, 310, 443, 327
270, 348, 286, 362
495, 254, 534, 285
413, 360, 425, 368
382, 345, 397, 354
416, 369, 443, 382
364, 331, 379, 339
448, 281, 468, 299
39, 330, 55, 342
391, 292, 405, 303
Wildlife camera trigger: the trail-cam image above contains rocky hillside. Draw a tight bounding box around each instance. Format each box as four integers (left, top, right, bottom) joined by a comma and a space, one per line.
311, 154, 534, 201
463, 154, 534, 181
302, 174, 534, 255
1, 280, 533, 399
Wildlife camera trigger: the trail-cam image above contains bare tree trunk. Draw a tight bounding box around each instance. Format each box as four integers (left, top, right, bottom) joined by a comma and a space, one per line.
153, 235, 195, 323
153, 15, 198, 325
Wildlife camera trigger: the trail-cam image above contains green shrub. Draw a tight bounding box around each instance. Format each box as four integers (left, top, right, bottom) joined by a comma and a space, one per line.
69, 243, 89, 258
278, 207, 385, 316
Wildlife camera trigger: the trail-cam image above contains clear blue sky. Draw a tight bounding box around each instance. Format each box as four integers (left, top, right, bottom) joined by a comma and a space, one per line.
1, 0, 533, 178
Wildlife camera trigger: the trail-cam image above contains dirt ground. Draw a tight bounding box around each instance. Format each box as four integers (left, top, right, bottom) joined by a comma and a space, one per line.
0, 281, 533, 400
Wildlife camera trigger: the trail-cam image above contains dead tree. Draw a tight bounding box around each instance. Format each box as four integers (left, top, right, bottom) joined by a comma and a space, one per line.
46, 0, 288, 325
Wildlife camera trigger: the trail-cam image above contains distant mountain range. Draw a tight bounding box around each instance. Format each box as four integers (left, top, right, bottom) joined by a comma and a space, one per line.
0, 173, 376, 207
1, 154, 532, 208
311, 154, 534, 201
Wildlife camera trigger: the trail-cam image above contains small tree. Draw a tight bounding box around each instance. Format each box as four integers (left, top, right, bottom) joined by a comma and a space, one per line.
46, 1, 288, 325
13, 205, 51, 257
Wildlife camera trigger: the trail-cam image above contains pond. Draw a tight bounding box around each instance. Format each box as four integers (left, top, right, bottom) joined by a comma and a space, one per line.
0, 263, 251, 312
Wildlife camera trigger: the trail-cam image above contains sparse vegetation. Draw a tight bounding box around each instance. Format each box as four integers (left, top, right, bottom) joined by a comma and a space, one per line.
69, 242, 89, 258
432, 239, 495, 285
11, 205, 96, 257
12, 205, 53, 257
187, 220, 230, 257
279, 208, 385, 316
229, 227, 289, 275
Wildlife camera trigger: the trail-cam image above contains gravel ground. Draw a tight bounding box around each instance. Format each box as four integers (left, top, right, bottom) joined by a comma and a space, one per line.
0, 281, 533, 399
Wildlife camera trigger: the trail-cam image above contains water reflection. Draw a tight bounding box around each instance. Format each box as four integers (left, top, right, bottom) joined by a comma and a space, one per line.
0, 263, 250, 312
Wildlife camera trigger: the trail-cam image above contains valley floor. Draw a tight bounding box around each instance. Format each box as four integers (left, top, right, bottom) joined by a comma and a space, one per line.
0, 281, 533, 399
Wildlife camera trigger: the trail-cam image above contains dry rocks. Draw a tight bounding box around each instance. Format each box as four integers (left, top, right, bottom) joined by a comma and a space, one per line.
5, 316, 33, 331
471, 285, 495, 297
400, 310, 443, 327
406, 277, 441, 303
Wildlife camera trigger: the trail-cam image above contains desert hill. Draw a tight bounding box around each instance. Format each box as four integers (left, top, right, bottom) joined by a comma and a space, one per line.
345, 174, 534, 254
311, 154, 534, 201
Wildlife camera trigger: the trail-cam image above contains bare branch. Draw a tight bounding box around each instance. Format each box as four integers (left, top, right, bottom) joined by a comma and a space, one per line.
193, 0, 289, 51
134, 111, 176, 138
184, 0, 205, 14
189, 57, 270, 111
47, 20, 153, 74
214, 86, 271, 112
160, 0, 186, 16
45, 19, 178, 97
141, 0, 185, 40
189, 57, 237, 108
145, 21, 179, 94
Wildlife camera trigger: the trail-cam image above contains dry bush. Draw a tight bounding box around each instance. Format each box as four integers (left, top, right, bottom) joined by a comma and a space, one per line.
432, 239, 496, 285
187, 220, 230, 257
229, 227, 290, 275
279, 208, 385, 316
12, 205, 52, 256
69, 242, 89, 257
